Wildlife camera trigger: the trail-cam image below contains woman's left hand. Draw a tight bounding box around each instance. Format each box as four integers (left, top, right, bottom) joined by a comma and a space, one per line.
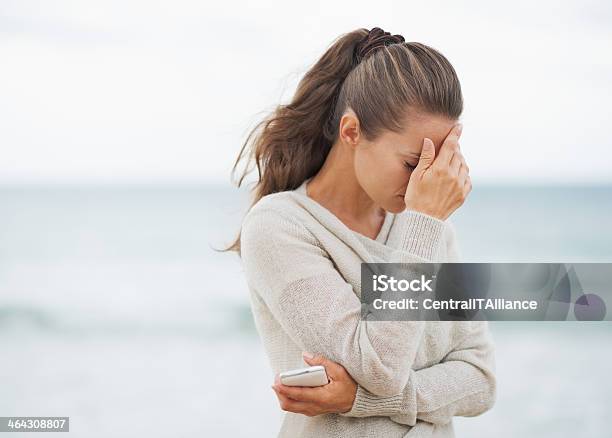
271, 352, 357, 416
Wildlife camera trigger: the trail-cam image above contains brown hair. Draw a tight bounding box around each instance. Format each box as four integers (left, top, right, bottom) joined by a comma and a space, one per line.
222, 27, 463, 255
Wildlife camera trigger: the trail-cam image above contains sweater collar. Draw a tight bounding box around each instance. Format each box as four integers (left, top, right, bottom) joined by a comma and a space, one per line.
294, 177, 394, 244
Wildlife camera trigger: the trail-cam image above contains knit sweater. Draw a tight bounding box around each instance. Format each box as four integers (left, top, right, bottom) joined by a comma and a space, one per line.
239, 177, 496, 438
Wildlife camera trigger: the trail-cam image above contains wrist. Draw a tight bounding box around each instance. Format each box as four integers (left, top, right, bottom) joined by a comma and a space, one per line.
390, 209, 446, 258
339, 382, 357, 413
404, 204, 447, 221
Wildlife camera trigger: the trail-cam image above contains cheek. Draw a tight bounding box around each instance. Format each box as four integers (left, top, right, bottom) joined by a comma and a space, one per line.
353, 152, 374, 187
355, 153, 410, 194
383, 159, 412, 186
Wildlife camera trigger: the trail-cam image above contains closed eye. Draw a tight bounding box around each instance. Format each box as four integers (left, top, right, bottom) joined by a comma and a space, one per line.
404, 160, 417, 170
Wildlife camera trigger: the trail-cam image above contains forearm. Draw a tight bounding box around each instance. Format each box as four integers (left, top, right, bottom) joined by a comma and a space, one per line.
340, 321, 497, 426
241, 207, 447, 397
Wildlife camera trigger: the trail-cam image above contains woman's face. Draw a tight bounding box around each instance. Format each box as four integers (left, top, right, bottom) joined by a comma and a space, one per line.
351, 110, 458, 214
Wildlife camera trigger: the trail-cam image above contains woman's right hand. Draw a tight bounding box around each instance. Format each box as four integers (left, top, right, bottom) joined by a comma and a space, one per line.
403, 123, 471, 221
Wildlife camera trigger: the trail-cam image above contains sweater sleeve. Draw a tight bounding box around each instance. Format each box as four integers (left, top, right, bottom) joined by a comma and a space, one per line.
340, 220, 497, 425
239, 207, 447, 397
340, 320, 497, 426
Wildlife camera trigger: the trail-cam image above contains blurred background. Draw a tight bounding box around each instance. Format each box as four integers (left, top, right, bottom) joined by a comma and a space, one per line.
1, 0, 611, 437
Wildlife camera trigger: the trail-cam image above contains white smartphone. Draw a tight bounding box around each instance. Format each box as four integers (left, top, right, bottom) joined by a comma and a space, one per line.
279, 365, 329, 387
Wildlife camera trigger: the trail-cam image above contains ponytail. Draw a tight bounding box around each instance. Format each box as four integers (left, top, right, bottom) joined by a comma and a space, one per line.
221, 27, 463, 254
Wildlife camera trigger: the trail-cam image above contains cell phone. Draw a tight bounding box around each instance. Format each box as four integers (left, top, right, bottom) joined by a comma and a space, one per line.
279, 365, 329, 387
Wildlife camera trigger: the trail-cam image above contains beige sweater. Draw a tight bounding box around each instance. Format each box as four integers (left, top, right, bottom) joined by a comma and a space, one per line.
239, 177, 496, 437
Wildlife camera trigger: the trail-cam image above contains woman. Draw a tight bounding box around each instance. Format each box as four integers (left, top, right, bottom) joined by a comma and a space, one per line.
226, 27, 496, 437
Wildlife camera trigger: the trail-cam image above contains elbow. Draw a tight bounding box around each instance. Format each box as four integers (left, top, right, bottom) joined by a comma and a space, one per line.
358, 361, 412, 398
346, 321, 422, 397
372, 377, 409, 399
472, 372, 497, 416
483, 373, 497, 413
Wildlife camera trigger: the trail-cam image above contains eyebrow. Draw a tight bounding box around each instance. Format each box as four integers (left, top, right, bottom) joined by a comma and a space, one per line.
399, 150, 421, 158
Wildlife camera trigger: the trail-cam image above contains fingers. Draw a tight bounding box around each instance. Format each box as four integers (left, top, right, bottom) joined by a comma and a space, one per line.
272, 382, 326, 403
457, 162, 472, 200
415, 137, 436, 171
302, 352, 342, 379
436, 123, 462, 166
271, 382, 328, 416
272, 390, 320, 416
458, 161, 469, 185
449, 151, 462, 176
462, 172, 472, 198
272, 370, 326, 403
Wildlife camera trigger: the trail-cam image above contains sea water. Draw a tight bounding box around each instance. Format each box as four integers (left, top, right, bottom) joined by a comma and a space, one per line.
0, 184, 610, 437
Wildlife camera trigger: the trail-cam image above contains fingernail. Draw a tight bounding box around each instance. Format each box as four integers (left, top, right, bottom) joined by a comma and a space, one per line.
302, 351, 314, 360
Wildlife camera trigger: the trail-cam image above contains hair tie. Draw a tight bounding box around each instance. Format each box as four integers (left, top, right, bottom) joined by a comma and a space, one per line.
356, 27, 405, 63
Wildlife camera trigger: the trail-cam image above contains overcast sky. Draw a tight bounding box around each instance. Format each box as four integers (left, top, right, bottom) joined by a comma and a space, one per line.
1, 0, 611, 185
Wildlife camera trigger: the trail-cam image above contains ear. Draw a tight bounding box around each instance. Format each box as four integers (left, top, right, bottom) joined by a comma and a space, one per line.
338, 108, 361, 148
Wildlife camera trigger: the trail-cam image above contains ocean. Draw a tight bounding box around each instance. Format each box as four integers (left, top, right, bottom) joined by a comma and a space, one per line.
0, 184, 610, 437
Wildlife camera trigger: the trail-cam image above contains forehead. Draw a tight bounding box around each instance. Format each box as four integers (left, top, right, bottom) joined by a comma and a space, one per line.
385, 109, 457, 151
